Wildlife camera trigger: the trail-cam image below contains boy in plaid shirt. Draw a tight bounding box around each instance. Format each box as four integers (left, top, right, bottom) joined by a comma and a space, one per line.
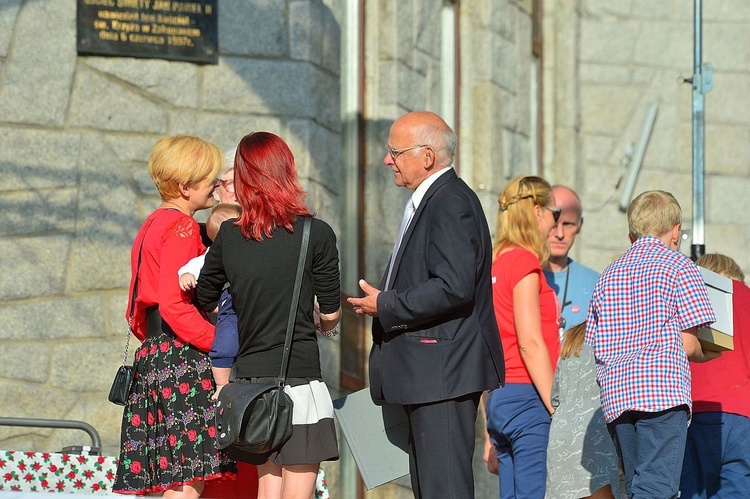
585, 190, 718, 498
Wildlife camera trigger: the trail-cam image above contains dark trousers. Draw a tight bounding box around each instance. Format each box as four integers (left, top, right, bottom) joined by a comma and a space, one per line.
680, 411, 750, 498
608, 405, 689, 499
404, 392, 481, 499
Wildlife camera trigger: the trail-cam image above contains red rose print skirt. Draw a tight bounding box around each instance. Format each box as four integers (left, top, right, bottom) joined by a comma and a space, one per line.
113, 331, 236, 494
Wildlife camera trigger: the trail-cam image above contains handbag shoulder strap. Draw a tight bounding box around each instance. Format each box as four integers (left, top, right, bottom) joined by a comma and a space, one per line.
122, 217, 156, 365
277, 217, 312, 386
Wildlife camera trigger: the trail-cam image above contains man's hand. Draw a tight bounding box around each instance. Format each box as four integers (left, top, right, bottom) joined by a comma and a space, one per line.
346, 279, 381, 317
179, 273, 197, 291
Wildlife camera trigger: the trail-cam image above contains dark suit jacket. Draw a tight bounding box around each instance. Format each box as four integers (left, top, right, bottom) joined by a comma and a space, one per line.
370, 169, 505, 405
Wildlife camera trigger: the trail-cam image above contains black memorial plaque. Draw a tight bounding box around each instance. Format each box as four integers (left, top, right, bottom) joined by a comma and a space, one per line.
77, 0, 218, 64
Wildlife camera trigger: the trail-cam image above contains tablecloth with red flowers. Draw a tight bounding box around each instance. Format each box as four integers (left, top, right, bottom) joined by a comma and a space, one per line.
0, 451, 116, 494
0, 450, 331, 497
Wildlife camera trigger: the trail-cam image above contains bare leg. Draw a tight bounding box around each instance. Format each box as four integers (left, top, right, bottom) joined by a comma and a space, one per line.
280, 464, 319, 499
160, 481, 205, 499
585, 484, 615, 499
258, 461, 284, 499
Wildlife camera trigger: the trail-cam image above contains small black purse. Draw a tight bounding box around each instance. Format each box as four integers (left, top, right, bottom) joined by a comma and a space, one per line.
108, 364, 134, 406
215, 217, 311, 455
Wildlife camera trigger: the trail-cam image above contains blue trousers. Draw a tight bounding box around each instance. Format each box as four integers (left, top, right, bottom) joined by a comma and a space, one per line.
608, 405, 689, 499
485, 383, 550, 499
680, 411, 750, 498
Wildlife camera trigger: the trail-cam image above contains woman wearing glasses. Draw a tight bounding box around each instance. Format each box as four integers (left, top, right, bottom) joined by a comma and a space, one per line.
482, 175, 562, 499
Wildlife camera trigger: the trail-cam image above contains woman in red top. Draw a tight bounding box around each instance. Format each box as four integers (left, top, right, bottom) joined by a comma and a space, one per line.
113, 135, 235, 498
482, 175, 561, 499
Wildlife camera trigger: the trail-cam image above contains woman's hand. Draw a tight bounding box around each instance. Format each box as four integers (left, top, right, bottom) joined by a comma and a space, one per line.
483, 433, 499, 475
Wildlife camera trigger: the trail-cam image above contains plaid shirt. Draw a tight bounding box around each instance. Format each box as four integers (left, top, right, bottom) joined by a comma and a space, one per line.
585, 236, 715, 423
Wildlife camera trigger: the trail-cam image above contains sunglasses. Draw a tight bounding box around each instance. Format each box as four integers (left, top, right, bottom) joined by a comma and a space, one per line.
544, 206, 561, 223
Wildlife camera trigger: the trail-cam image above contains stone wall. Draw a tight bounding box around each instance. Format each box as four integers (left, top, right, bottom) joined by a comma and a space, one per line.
0, 0, 342, 456
544, 0, 750, 274
0, 1, 528, 497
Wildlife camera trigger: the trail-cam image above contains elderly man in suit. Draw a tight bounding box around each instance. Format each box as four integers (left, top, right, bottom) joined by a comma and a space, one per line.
348, 111, 505, 498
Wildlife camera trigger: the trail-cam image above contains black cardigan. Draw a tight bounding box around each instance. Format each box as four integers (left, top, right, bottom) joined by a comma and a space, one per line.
195, 216, 340, 379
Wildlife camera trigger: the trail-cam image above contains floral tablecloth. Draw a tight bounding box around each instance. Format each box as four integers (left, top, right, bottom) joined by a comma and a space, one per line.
0, 450, 331, 497
0, 450, 116, 494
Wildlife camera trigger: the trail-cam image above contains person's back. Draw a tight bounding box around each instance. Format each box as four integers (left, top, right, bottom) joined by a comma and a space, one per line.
589, 238, 705, 418
681, 254, 750, 498
585, 190, 717, 499
547, 323, 619, 499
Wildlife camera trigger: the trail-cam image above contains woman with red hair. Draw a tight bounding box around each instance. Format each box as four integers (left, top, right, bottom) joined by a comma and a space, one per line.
195, 132, 341, 499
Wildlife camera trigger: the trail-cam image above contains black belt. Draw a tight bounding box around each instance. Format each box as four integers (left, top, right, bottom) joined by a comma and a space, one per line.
145, 306, 175, 338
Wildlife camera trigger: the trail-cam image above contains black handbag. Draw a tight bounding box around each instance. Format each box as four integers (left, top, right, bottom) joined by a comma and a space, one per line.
108, 364, 135, 406
108, 219, 153, 406
215, 217, 311, 455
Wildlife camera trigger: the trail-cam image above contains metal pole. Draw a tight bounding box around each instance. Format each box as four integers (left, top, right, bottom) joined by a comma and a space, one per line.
691, 0, 710, 260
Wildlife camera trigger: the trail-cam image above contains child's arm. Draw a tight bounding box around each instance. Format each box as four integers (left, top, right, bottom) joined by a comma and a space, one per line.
682, 326, 722, 363
178, 252, 207, 291
179, 273, 197, 291
211, 366, 231, 399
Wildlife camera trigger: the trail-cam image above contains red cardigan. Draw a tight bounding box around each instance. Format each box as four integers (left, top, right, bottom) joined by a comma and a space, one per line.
126, 208, 215, 352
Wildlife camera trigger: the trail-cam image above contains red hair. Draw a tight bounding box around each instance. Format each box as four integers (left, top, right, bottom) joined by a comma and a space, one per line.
233, 132, 310, 241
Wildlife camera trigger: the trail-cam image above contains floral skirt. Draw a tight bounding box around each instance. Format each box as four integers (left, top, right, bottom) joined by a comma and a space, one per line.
113, 331, 236, 495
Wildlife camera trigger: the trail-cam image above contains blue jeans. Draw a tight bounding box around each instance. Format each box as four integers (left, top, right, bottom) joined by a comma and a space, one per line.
680, 411, 750, 498
608, 405, 689, 499
485, 383, 550, 499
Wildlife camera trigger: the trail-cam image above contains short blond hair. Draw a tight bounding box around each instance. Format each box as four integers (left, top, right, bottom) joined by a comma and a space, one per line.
149, 135, 224, 200
493, 175, 553, 263
696, 253, 745, 282
206, 203, 242, 241
627, 190, 681, 240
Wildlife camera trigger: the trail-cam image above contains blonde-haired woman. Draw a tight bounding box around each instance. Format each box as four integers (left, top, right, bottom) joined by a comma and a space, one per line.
483, 175, 561, 499
114, 135, 234, 497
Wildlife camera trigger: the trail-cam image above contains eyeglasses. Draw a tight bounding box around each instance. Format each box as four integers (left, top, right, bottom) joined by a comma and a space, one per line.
386, 144, 429, 160
217, 178, 234, 193
544, 206, 561, 223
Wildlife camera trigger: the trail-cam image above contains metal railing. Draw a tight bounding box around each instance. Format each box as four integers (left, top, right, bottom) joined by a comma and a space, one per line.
0, 416, 102, 450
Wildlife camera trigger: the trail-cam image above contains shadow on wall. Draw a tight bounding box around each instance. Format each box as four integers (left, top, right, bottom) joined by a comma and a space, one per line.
0, 0, 343, 454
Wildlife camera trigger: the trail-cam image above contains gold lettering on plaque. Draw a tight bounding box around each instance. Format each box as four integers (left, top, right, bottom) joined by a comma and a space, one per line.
85, 0, 116, 6
171, 2, 202, 14
128, 33, 166, 44
112, 20, 141, 32
116, 0, 150, 8
153, 0, 170, 10
99, 30, 119, 40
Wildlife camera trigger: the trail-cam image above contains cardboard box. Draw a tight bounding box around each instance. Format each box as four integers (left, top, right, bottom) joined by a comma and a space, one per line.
697, 267, 734, 351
